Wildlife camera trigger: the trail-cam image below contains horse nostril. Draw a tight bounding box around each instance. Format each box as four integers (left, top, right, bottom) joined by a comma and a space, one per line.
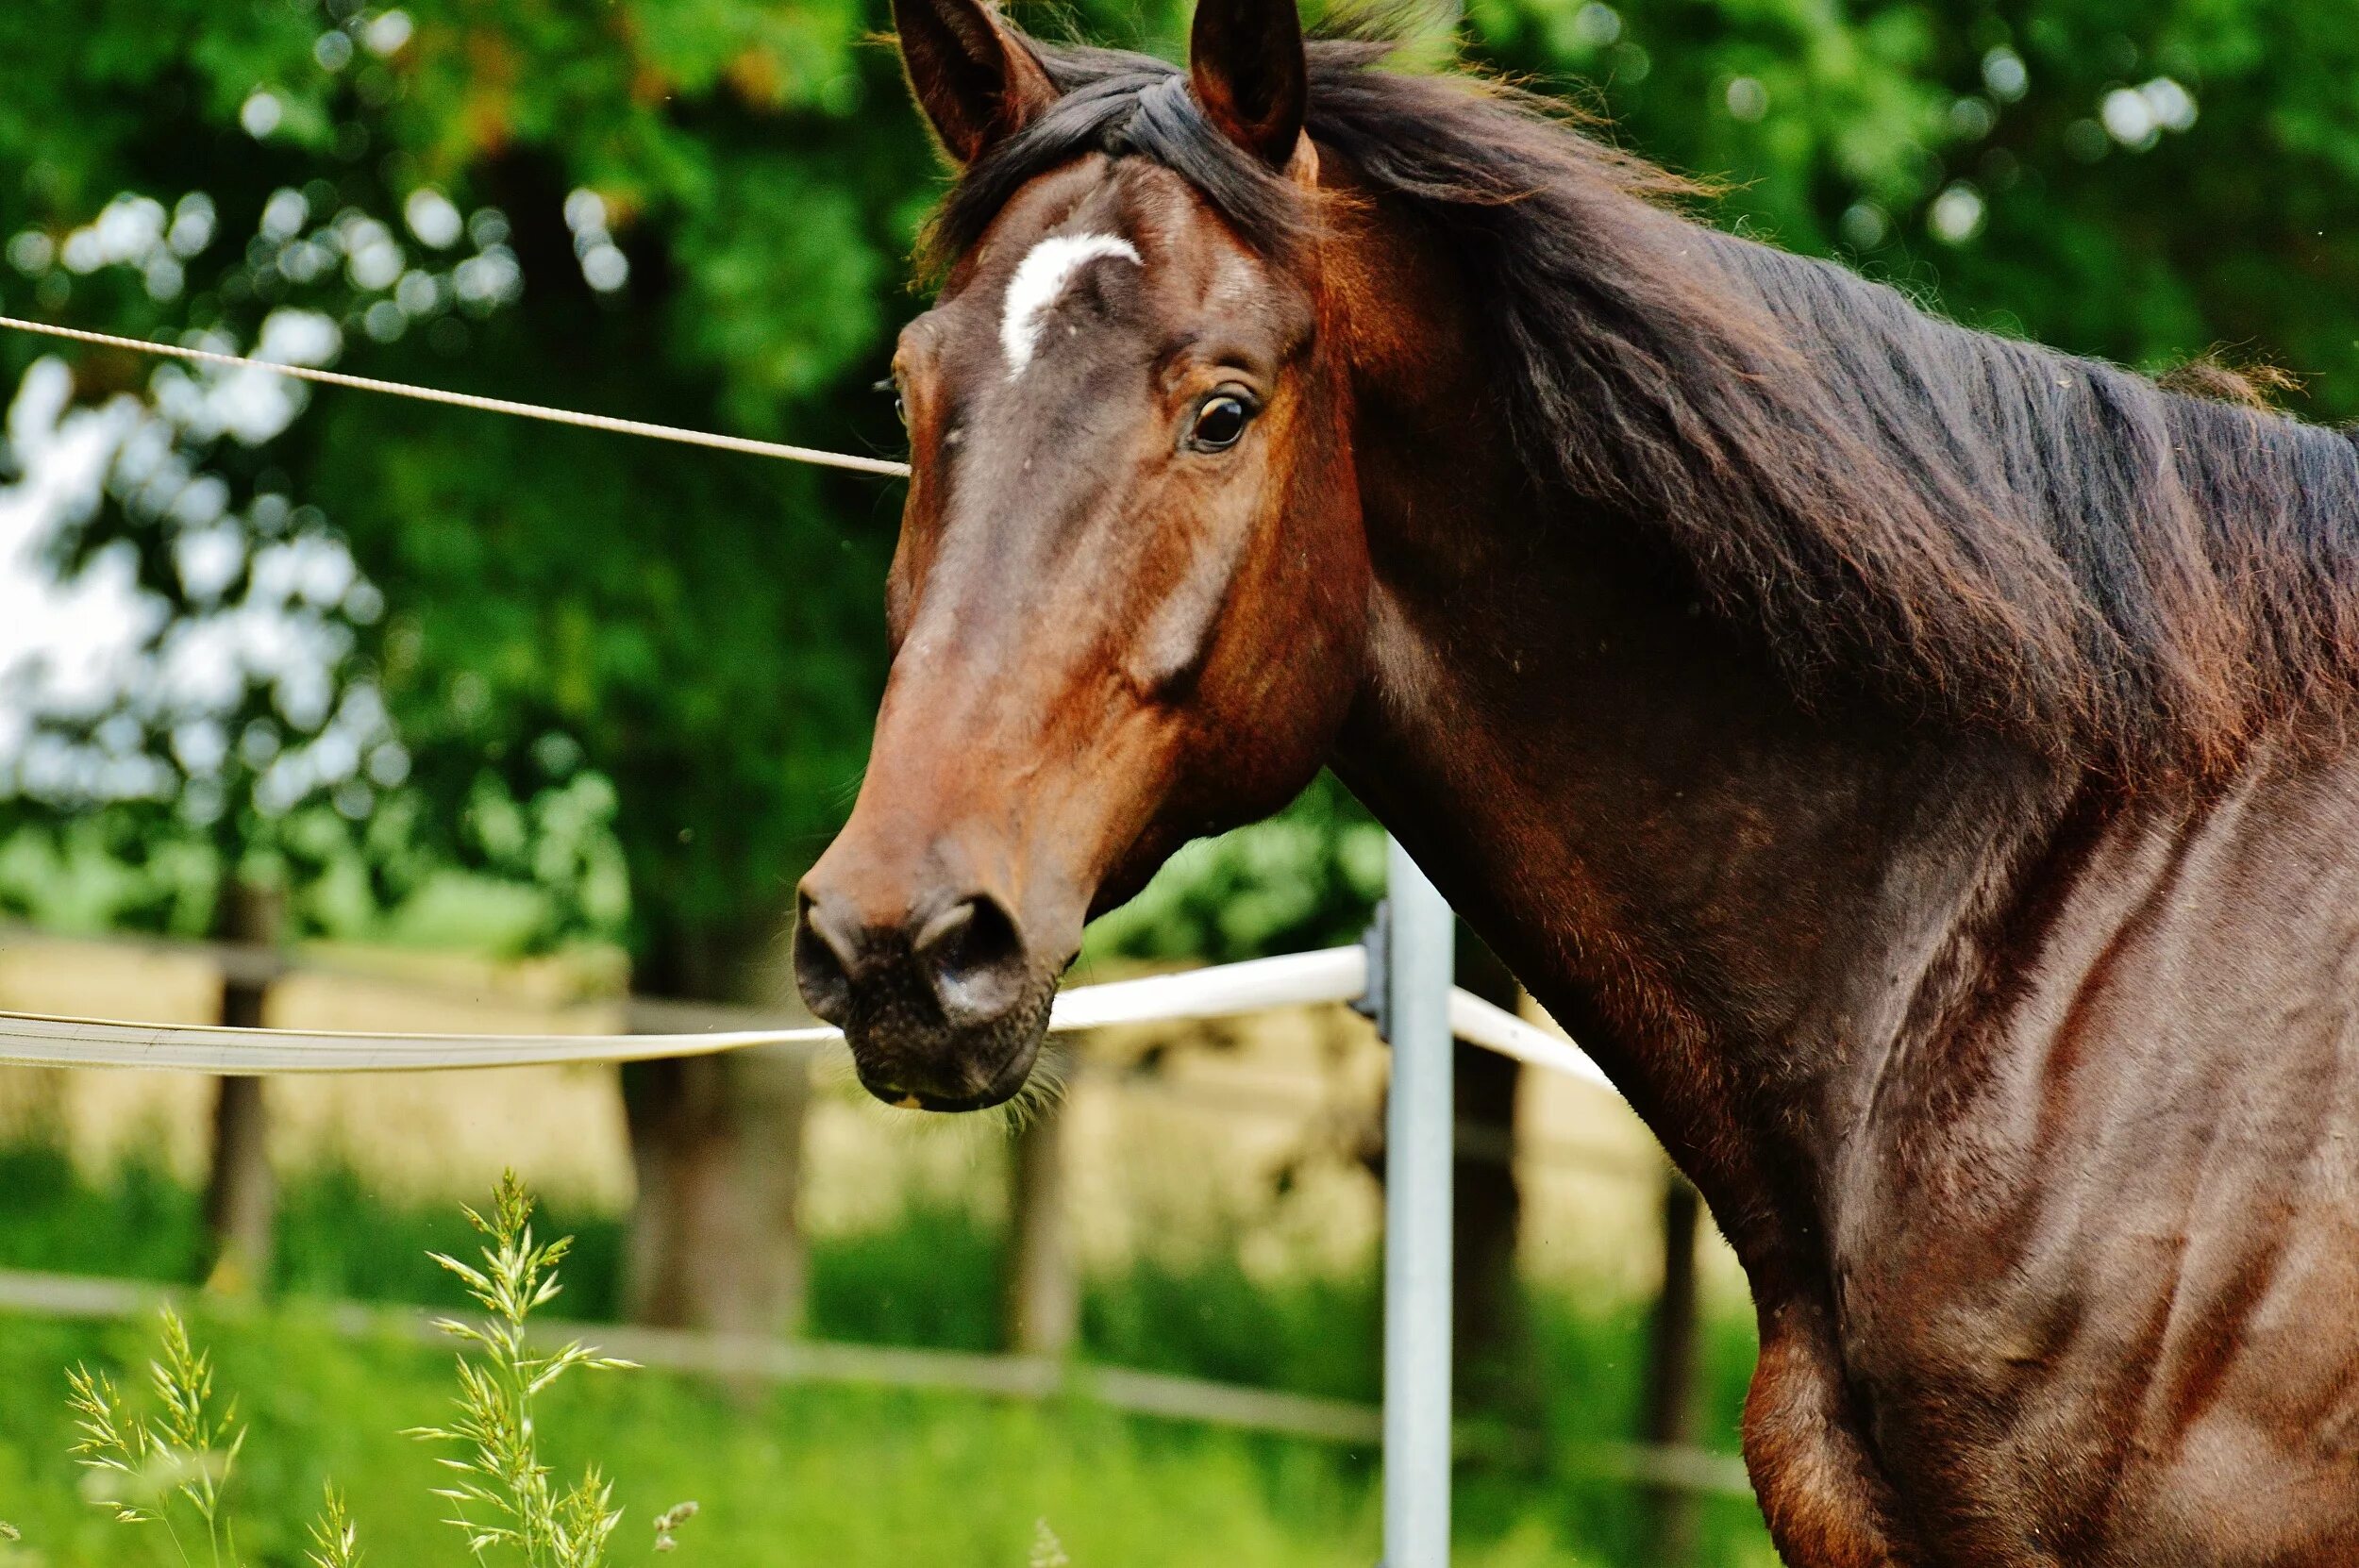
912, 899, 976, 958
793, 889, 857, 1026
916, 892, 1029, 1025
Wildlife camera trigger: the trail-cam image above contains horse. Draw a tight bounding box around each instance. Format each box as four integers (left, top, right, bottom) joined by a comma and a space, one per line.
787, 0, 2359, 1560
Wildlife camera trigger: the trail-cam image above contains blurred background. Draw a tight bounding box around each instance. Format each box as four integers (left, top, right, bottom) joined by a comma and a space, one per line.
0, 0, 2352, 1562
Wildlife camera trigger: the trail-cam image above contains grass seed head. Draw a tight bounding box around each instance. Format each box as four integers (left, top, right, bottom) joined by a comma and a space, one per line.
1029, 1518, 1071, 1567
653, 1500, 698, 1553
306, 1483, 362, 1568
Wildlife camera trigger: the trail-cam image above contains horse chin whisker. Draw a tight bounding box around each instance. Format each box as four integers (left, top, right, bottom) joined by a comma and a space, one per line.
809, 1043, 861, 1090
989, 1041, 1074, 1138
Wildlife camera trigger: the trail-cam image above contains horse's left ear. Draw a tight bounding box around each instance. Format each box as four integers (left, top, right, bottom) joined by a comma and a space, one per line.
1189, 0, 1310, 172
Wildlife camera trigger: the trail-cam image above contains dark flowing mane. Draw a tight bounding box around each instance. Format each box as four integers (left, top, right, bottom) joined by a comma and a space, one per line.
930, 28, 2359, 783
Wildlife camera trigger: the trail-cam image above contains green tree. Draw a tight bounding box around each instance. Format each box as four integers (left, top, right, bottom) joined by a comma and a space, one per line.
0, 0, 929, 1329
1467, 0, 2359, 417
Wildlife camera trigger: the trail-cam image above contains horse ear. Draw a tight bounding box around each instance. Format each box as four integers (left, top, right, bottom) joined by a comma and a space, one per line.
894, 0, 1059, 166
1189, 0, 1309, 171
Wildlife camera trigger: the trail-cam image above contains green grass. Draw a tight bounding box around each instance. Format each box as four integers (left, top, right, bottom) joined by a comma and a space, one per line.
0, 1310, 1366, 1567
0, 1143, 1782, 1566
0, 1309, 1791, 1568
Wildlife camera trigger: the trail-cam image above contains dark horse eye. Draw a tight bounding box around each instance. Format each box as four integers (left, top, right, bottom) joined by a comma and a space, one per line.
1189, 393, 1251, 452
877, 376, 907, 428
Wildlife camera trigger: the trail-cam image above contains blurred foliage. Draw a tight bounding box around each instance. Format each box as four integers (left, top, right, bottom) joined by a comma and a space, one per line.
2, 0, 2354, 976
0, 0, 925, 979
1466, 0, 2359, 416
1086, 775, 1388, 963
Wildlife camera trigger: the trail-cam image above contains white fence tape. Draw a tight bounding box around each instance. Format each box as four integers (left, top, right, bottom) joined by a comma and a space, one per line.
1447, 990, 1614, 1092
0, 1010, 831, 1074
0, 941, 1614, 1091
1053, 945, 1365, 1031
0, 945, 1365, 1075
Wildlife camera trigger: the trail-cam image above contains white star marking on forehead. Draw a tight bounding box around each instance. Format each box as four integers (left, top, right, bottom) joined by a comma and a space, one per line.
1000, 232, 1142, 378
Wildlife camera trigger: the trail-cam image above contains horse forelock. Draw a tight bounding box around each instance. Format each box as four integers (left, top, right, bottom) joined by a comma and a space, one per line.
924, 24, 2359, 788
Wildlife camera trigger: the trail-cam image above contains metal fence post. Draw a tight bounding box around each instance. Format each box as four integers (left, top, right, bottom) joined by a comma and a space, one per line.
1381, 838, 1454, 1567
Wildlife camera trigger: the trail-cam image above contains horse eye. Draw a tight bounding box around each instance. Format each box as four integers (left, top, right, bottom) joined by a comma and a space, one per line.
1189, 394, 1251, 452
877, 376, 908, 428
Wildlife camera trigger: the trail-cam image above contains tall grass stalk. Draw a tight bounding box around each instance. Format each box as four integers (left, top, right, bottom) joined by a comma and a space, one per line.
67, 1302, 246, 1565
407, 1171, 649, 1568
307, 1485, 362, 1568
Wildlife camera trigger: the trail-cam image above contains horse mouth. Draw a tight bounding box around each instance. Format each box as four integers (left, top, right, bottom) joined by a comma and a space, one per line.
875, 1081, 1027, 1113
841, 986, 1053, 1113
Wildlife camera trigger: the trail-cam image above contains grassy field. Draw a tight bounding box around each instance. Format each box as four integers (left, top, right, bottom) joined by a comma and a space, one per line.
0, 1143, 1781, 1566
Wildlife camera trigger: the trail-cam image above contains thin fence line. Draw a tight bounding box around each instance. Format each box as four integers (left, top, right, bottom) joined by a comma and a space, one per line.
0, 314, 912, 478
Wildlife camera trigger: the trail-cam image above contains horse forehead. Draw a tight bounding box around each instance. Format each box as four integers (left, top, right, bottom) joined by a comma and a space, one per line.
908, 163, 1283, 390
974, 160, 1260, 313
999, 231, 1145, 376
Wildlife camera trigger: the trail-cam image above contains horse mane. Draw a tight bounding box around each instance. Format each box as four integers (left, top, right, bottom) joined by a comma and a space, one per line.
929, 27, 2359, 783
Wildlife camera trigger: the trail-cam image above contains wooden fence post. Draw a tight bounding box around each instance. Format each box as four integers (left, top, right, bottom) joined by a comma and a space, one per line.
204, 879, 283, 1295
1452, 924, 1529, 1419
1640, 1169, 1705, 1565
621, 1043, 812, 1338
1002, 1096, 1077, 1357
619, 940, 817, 1344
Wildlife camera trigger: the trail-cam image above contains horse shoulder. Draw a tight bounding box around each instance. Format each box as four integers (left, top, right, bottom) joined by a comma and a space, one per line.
1828, 738, 2359, 1561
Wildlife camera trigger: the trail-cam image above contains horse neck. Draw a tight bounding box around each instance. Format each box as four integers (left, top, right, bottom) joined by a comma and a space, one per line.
1320, 201, 2074, 1234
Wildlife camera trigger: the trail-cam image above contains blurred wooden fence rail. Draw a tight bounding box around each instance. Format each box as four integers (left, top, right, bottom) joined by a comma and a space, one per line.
0, 922, 1746, 1520
0, 1263, 1752, 1496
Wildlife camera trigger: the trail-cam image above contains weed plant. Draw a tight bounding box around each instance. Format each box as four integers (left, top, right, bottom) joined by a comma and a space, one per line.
45, 1175, 694, 1568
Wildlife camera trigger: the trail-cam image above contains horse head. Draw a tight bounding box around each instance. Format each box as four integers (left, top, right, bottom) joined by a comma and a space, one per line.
794, 0, 1365, 1109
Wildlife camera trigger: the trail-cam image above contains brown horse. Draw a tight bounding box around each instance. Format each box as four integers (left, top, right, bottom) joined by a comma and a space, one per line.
789, 0, 2359, 1560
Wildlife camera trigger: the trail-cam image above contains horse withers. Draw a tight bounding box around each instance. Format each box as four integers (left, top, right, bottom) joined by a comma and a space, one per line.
793, 0, 2359, 1561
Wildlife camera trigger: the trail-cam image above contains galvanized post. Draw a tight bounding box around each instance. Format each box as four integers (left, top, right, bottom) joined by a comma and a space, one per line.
1381, 837, 1454, 1566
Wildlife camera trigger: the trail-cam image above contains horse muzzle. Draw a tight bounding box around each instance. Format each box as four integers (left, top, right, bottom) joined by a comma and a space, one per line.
795, 872, 1062, 1111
